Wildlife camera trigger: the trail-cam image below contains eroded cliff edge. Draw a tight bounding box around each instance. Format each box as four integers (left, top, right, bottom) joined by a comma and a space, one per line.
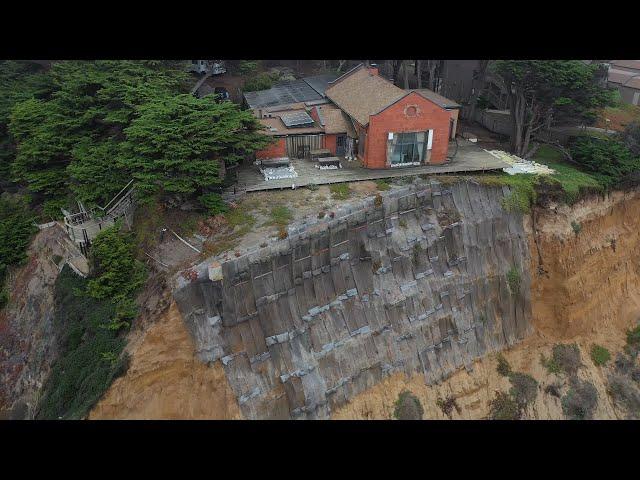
173, 180, 532, 419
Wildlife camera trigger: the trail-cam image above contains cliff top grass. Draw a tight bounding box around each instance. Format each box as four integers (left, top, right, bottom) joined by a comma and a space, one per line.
533, 145, 604, 202
475, 145, 606, 213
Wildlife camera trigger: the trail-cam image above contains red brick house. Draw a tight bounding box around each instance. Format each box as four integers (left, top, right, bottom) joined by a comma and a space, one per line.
253, 64, 455, 169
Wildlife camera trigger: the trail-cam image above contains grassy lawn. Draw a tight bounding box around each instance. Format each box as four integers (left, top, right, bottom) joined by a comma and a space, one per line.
533, 145, 604, 203
476, 144, 605, 212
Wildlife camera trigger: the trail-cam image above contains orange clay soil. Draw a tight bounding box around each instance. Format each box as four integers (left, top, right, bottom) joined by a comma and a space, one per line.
89, 302, 241, 420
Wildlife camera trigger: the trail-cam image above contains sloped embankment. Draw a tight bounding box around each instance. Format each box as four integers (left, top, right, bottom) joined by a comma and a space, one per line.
172, 180, 532, 419
89, 301, 241, 419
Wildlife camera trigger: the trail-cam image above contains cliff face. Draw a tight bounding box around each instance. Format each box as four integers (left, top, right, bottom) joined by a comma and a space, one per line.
332, 189, 640, 420
0, 226, 68, 419
173, 180, 532, 419
88, 184, 640, 420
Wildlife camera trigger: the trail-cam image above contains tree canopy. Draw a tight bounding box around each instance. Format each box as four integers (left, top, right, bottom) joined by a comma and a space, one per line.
0, 61, 53, 182
9, 61, 189, 206
121, 93, 272, 200
492, 60, 614, 156
4, 60, 271, 212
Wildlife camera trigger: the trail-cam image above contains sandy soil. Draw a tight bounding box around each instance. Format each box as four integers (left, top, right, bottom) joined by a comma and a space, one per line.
90, 302, 241, 420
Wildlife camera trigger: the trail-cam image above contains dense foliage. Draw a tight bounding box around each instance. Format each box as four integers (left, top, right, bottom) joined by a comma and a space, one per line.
0, 195, 38, 308
9, 61, 189, 206
569, 135, 640, 189
0, 61, 53, 182
122, 94, 271, 201
492, 60, 614, 156
87, 224, 147, 329
4, 60, 271, 212
38, 224, 147, 418
36, 266, 128, 419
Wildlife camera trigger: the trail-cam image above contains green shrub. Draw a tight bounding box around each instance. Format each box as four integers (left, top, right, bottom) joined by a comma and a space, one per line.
199, 192, 228, 215
243, 72, 274, 92
489, 391, 520, 420
269, 206, 293, 227
540, 353, 561, 375
496, 353, 512, 377
571, 221, 582, 236
393, 390, 424, 420
87, 224, 146, 309
42, 197, 68, 221
508, 372, 539, 409
569, 136, 640, 189
375, 179, 391, 191
626, 325, 640, 352
543, 343, 582, 376
36, 266, 129, 419
590, 344, 611, 366
561, 378, 598, 420
329, 183, 351, 200
0, 195, 38, 309
507, 266, 521, 296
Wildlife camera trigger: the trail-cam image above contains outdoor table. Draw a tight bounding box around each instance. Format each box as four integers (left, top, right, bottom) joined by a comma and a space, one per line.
260, 157, 290, 168
310, 149, 332, 161
318, 157, 342, 168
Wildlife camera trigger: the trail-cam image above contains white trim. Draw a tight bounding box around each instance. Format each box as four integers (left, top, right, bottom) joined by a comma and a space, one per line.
427, 129, 434, 150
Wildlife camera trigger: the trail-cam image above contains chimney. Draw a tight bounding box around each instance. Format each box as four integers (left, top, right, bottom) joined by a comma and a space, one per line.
368, 63, 379, 76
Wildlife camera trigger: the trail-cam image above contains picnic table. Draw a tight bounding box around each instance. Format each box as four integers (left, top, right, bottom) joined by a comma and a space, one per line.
260, 157, 290, 168
317, 156, 342, 168
310, 148, 332, 161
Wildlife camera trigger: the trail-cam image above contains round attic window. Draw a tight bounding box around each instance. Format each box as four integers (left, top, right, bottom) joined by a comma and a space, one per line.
405, 105, 419, 117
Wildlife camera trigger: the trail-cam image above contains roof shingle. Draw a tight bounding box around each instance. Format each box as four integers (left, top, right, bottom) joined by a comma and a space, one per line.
325, 66, 407, 126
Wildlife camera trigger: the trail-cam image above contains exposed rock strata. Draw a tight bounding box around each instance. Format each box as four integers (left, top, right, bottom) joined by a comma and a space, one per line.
174, 180, 532, 419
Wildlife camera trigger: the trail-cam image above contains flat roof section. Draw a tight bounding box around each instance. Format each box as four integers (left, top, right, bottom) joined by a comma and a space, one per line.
244, 79, 323, 109
303, 73, 341, 97
280, 110, 315, 128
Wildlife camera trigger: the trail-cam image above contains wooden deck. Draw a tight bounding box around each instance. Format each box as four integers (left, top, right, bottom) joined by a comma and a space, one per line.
238, 139, 509, 192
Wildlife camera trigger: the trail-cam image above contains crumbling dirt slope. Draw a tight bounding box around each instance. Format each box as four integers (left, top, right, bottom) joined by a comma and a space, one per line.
333, 189, 640, 420
89, 302, 241, 419
0, 226, 68, 419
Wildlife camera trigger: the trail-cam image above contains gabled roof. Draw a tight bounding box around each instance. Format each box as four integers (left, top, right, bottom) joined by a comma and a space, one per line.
407, 89, 461, 109
325, 65, 408, 127
314, 105, 356, 137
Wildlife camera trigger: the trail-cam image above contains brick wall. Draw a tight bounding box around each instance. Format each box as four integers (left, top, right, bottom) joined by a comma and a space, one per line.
365, 92, 451, 168
256, 137, 286, 159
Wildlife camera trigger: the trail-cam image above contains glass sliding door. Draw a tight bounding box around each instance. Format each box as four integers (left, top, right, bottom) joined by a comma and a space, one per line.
388, 131, 427, 166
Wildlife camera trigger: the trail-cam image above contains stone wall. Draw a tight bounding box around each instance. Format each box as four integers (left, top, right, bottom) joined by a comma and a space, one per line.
173, 180, 532, 419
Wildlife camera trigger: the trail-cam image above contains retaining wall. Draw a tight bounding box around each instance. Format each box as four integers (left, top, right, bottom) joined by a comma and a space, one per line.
173, 180, 532, 419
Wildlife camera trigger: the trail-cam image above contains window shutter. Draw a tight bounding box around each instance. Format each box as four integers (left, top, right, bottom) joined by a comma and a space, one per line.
427, 129, 434, 150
